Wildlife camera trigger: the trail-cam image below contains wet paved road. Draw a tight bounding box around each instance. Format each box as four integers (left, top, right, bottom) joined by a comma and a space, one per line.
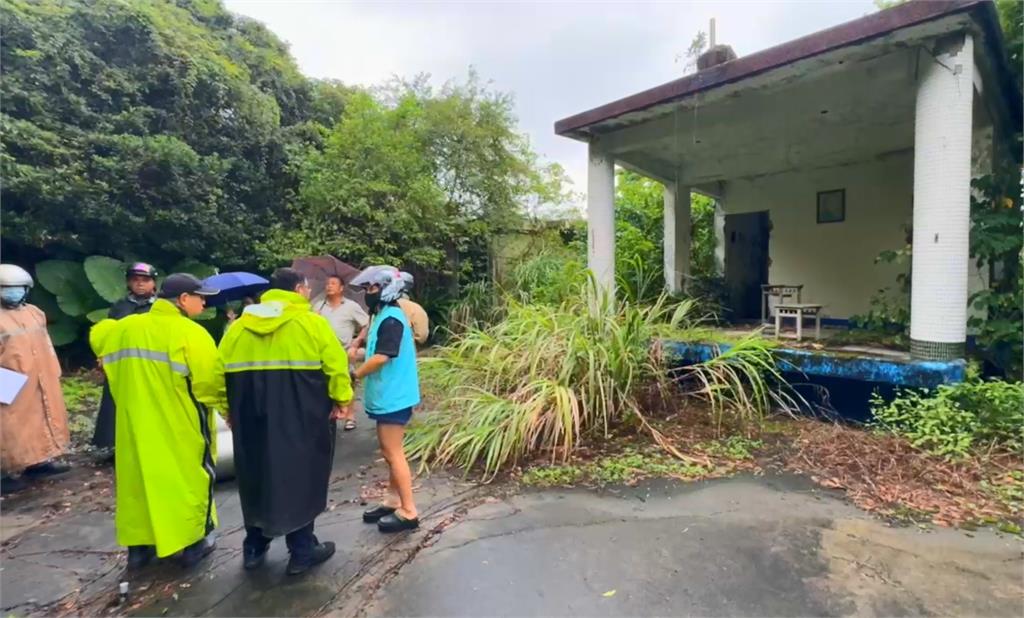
363, 476, 1023, 617
3, 428, 1022, 617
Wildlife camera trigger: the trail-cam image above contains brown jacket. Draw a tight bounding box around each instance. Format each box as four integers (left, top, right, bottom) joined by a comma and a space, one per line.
0, 305, 69, 472
397, 297, 429, 345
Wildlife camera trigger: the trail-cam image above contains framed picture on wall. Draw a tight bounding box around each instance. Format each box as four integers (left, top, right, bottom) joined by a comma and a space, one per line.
816, 189, 845, 224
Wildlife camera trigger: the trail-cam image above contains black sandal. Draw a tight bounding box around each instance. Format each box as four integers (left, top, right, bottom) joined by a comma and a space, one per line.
362, 505, 397, 523
377, 512, 420, 533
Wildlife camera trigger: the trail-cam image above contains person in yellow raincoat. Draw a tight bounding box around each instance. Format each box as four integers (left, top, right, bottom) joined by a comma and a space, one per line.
0, 264, 71, 495
90, 273, 227, 570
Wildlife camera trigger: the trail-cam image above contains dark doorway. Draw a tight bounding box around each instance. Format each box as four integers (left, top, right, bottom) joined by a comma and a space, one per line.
724, 211, 770, 321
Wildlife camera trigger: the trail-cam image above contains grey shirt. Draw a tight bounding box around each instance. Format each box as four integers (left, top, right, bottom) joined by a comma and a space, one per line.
315, 297, 369, 347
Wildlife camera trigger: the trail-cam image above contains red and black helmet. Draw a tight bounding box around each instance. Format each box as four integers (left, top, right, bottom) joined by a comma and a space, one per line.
125, 262, 158, 279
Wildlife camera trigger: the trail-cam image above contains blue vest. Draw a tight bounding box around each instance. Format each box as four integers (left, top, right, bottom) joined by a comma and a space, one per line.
364, 304, 421, 415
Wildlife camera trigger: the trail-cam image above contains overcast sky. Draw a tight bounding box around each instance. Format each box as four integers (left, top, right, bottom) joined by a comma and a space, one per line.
224, 1, 878, 204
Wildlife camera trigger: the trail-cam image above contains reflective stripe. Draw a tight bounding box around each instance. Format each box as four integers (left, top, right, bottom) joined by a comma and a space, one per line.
102, 348, 190, 376
224, 359, 322, 371
184, 377, 217, 536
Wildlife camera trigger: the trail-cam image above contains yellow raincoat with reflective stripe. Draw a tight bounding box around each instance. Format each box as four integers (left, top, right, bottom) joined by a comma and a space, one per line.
90, 300, 227, 557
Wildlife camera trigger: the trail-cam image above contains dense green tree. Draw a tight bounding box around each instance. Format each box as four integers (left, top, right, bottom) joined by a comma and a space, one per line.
996, 0, 1023, 89
264, 73, 570, 286
611, 169, 718, 302
0, 0, 323, 268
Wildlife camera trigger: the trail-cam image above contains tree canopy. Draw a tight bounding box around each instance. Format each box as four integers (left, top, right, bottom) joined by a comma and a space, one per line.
1, 0, 567, 283
0, 0, 331, 268
263, 73, 571, 279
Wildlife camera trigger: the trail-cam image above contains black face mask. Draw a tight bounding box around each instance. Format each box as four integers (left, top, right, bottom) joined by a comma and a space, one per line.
365, 290, 381, 313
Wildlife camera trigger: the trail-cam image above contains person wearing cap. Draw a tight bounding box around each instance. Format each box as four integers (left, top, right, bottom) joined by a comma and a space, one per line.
0, 264, 71, 495
350, 266, 421, 533
92, 262, 160, 453
219, 267, 352, 575
90, 273, 227, 570
110, 262, 159, 319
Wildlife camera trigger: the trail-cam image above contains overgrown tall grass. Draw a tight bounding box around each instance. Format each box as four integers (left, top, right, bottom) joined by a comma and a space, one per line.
408, 286, 800, 479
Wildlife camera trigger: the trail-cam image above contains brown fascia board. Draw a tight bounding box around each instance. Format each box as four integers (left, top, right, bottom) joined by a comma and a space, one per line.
554, 0, 1020, 139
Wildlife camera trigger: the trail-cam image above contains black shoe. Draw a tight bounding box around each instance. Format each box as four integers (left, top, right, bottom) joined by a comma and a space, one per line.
23, 461, 70, 477
243, 545, 269, 570
127, 545, 156, 570
377, 512, 419, 533
1, 476, 29, 496
179, 537, 216, 569
362, 505, 397, 523
286, 542, 336, 576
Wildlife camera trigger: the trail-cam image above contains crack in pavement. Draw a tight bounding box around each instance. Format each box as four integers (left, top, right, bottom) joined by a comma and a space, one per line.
6, 548, 122, 559
313, 486, 487, 617
199, 577, 248, 617
424, 508, 774, 556
3, 558, 123, 616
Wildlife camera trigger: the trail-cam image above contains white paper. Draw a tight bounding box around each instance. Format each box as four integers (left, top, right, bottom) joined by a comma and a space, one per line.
0, 368, 29, 405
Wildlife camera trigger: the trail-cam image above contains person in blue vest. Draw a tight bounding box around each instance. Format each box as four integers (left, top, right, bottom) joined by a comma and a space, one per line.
349, 266, 421, 533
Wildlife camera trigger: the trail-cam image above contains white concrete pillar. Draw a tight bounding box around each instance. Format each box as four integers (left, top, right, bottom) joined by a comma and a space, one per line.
713, 201, 726, 277
663, 182, 691, 295
910, 32, 974, 360
587, 143, 615, 305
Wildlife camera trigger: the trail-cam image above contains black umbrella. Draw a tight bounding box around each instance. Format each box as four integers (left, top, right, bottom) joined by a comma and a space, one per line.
291, 256, 366, 309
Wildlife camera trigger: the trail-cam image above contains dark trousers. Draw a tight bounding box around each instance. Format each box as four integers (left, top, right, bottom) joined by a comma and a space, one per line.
244, 521, 316, 561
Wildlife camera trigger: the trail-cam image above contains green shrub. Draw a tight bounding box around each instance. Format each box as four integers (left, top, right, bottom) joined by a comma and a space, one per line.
968, 167, 1022, 379
696, 436, 763, 460
520, 448, 710, 487
871, 379, 1024, 458
407, 285, 799, 479
62, 375, 103, 446
617, 254, 663, 305
446, 280, 503, 336
506, 250, 588, 306
31, 256, 217, 347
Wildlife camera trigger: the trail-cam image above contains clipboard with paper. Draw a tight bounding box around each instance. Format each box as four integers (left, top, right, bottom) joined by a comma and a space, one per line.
0, 367, 29, 405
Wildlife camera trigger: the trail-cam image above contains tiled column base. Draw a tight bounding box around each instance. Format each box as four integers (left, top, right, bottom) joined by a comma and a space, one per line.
910, 338, 965, 361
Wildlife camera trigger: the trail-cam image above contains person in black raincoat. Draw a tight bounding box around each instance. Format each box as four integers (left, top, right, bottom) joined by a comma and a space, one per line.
92, 263, 159, 452
218, 268, 354, 576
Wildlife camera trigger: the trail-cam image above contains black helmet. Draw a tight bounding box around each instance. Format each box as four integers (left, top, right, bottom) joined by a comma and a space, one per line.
126, 262, 158, 279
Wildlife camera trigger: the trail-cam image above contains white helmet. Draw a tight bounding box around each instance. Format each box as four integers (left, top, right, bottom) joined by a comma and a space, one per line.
0, 264, 33, 288
399, 271, 414, 293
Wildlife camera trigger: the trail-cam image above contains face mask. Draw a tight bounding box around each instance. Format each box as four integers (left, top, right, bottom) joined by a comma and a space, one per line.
1, 287, 28, 307
365, 290, 381, 313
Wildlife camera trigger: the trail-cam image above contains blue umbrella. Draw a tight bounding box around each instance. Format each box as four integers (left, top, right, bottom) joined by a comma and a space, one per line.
202, 272, 269, 307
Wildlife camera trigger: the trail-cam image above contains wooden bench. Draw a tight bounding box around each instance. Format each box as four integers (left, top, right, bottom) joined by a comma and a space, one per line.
774, 303, 823, 341
761, 284, 803, 325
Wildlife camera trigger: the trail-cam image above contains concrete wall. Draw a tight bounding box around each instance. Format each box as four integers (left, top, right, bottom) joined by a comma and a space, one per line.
722, 152, 913, 319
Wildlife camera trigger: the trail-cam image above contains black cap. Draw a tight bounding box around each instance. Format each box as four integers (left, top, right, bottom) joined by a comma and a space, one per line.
158, 273, 219, 299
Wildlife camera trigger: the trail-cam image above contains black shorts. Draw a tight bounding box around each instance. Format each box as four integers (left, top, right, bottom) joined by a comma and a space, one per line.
369, 407, 413, 426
